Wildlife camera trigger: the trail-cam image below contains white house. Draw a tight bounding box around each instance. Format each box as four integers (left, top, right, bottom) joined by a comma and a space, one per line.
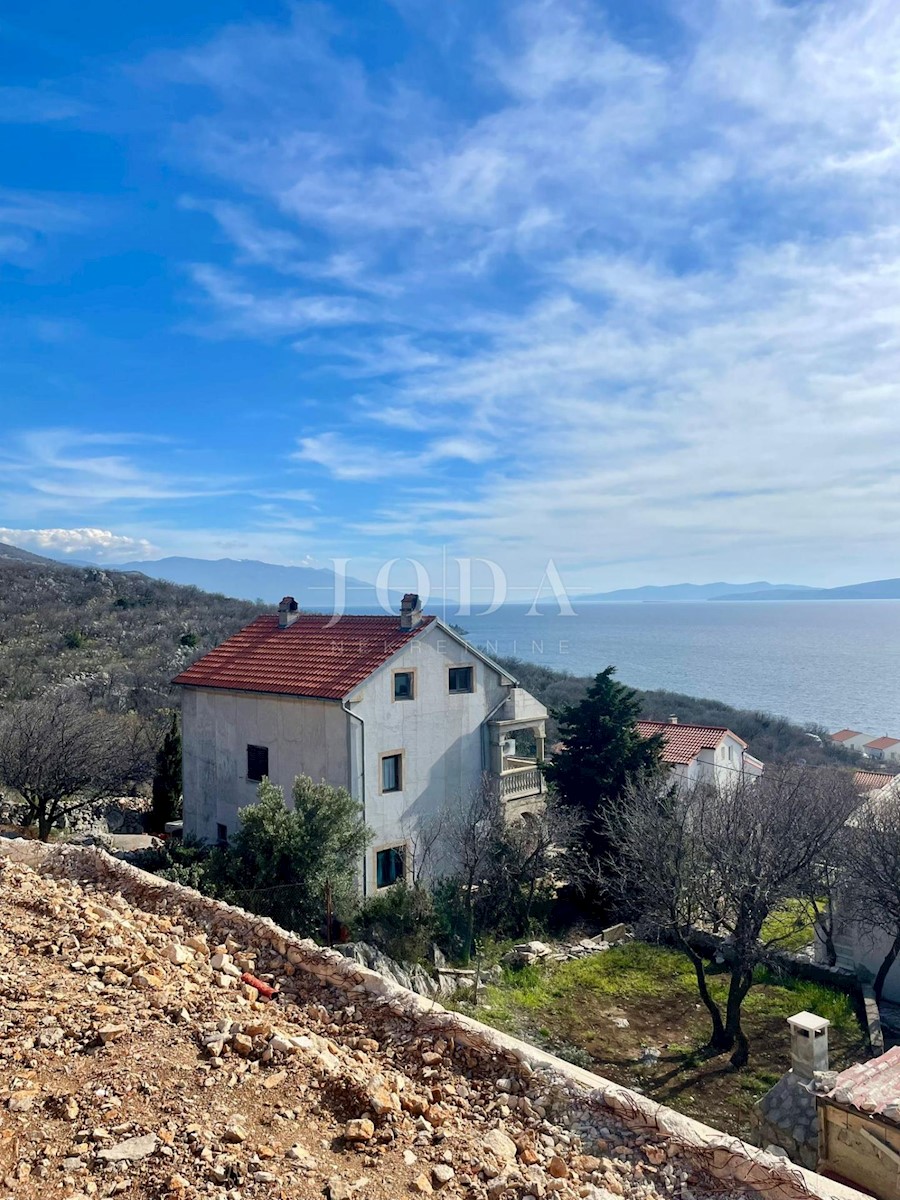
636, 718, 764, 790
174, 594, 548, 895
863, 736, 900, 764
830, 729, 873, 752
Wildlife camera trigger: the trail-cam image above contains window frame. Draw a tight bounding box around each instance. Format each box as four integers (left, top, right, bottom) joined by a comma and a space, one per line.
375, 843, 407, 889
246, 743, 269, 783
391, 668, 416, 702
447, 664, 475, 695
379, 750, 404, 793
216, 822, 228, 846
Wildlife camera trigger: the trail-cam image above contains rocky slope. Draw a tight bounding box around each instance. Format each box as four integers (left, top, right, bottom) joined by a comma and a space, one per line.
0, 850, 761, 1200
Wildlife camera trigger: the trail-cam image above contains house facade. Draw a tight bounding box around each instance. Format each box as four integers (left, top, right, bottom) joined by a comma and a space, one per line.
636, 718, 764, 790
864, 736, 900, 764
174, 595, 548, 895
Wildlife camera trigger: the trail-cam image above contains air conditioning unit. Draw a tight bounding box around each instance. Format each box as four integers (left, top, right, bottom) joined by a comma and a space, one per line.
501, 737, 516, 757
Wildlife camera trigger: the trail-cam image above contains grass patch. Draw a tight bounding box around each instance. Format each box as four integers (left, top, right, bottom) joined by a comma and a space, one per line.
761, 898, 819, 952
454, 940, 866, 1137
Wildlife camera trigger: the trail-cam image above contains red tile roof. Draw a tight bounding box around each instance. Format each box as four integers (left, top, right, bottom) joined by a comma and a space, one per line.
173, 613, 436, 700
829, 1045, 900, 1123
831, 729, 863, 742
865, 736, 900, 751
854, 769, 898, 793
636, 720, 746, 765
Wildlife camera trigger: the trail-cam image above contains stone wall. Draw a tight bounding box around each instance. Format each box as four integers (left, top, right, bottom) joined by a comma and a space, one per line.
0, 838, 868, 1200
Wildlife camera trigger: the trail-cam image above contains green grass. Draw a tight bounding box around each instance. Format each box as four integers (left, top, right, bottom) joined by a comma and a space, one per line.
761, 898, 819, 952
453, 940, 866, 1135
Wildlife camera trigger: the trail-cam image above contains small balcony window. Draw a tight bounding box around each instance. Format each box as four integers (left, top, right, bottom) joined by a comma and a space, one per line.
448, 666, 474, 694
393, 671, 415, 700
376, 845, 405, 888
381, 752, 403, 792
247, 744, 269, 782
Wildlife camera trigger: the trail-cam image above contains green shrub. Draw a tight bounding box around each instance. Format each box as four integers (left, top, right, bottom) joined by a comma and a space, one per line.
356, 881, 437, 963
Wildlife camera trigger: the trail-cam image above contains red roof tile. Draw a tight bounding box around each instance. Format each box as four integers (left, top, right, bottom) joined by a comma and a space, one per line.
637, 720, 745, 765
854, 769, 898, 793
831, 729, 863, 742
829, 1045, 900, 1123
173, 613, 436, 700
865, 736, 900, 751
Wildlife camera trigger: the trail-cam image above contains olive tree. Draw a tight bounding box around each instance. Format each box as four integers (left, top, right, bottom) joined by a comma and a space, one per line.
0, 691, 145, 840
610, 765, 860, 1066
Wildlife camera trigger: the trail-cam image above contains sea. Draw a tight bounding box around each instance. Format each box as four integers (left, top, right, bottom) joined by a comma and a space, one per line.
436, 601, 900, 734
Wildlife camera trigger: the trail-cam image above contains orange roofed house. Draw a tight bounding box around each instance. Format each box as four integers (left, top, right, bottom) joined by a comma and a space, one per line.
637, 718, 764, 790
173, 595, 548, 895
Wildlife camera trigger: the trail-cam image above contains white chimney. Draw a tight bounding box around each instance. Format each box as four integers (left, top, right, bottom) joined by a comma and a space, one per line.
399, 593, 423, 630
278, 596, 299, 629
788, 1011, 829, 1080
668, 714, 679, 725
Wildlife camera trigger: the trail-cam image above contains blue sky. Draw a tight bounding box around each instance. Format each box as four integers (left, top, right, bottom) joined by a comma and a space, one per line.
2, 0, 900, 593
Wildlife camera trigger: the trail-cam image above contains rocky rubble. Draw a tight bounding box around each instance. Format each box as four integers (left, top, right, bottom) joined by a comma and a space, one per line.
0, 851, 789, 1200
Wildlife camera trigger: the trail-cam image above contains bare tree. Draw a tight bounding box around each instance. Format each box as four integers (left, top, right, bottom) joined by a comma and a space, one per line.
611, 765, 860, 1066
842, 787, 900, 1001
438, 773, 508, 962
0, 691, 140, 840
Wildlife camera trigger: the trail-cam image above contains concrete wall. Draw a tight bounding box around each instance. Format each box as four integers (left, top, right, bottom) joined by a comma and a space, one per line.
349, 622, 509, 892
181, 686, 350, 844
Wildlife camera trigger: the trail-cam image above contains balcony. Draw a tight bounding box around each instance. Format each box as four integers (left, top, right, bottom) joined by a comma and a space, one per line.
499, 758, 546, 801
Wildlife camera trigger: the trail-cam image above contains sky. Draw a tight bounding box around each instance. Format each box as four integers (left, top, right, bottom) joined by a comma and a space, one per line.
2, 0, 900, 596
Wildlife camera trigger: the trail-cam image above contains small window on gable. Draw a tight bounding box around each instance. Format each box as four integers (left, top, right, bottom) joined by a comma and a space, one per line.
448, 666, 474, 694
376, 846, 405, 888
381, 752, 403, 792
393, 671, 415, 700
247, 744, 269, 782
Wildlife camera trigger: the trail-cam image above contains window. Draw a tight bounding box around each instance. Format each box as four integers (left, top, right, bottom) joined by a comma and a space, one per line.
216, 823, 228, 846
381, 752, 403, 792
448, 666, 474, 694
393, 670, 415, 701
376, 846, 405, 888
247, 744, 269, 782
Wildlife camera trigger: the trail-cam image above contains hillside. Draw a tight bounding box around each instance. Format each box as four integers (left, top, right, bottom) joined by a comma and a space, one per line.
497, 656, 864, 768
0, 543, 263, 713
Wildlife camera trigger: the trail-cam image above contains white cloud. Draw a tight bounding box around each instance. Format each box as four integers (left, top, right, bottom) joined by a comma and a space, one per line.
143, 0, 900, 583
0, 527, 157, 561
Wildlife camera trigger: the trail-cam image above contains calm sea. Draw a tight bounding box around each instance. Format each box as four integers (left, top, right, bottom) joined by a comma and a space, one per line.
444, 601, 900, 734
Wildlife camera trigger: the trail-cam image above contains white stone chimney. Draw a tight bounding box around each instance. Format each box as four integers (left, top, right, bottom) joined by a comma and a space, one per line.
399, 593, 423, 630
278, 595, 299, 629
788, 1011, 829, 1080
668, 714, 679, 724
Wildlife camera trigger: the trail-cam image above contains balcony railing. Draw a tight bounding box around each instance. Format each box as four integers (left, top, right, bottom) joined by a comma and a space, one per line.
499, 763, 545, 800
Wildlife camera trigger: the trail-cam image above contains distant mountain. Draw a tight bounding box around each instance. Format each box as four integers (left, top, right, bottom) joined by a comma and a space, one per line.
101, 555, 393, 610
0, 541, 57, 565
720, 578, 900, 602
576, 581, 811, 603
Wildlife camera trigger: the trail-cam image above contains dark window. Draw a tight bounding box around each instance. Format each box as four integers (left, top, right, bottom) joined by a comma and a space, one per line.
216, 823, 228, 845
376, 846, 405, 888
448, 666, 474, 694
393, 671, 414, 700
381, 753, 402, 792
247, 744, 269, 782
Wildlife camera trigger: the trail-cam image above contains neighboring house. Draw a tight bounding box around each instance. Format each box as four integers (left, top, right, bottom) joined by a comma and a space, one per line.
831, 729, 871, 751
825, 773, 900, 1004
173, 594, 548, 894
636, 718, 764, 790
864, 736, 900, 764
854, 769, 899, 794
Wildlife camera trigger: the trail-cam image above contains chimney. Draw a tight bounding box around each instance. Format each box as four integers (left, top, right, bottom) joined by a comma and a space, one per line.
277, 596, 299, 629
787, 1011, 829, 1080
399, 593, 423, 630
668, 714, 679, 724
